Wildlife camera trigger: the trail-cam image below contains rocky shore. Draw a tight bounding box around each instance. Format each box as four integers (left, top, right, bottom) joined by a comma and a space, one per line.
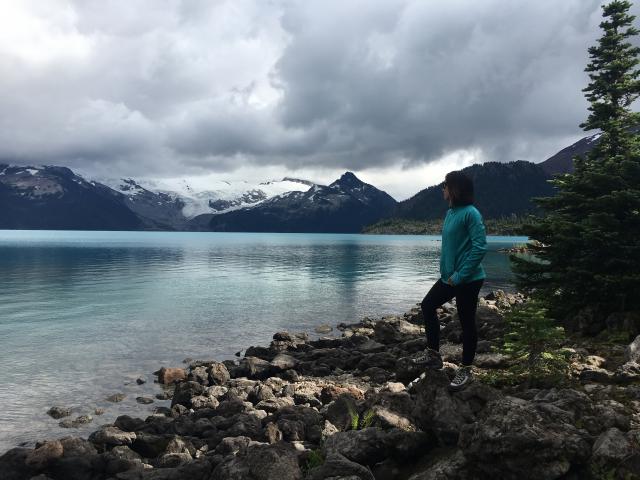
2, 291, 640, 480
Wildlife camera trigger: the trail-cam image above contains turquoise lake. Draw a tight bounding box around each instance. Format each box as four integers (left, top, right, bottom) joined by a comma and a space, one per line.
0, 230, 526, 451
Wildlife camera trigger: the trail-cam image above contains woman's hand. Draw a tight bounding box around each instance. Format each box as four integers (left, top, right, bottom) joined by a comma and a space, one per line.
447, 276, 454, 286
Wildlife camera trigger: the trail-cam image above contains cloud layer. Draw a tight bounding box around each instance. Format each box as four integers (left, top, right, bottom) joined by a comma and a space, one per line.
0, 0, 633, 192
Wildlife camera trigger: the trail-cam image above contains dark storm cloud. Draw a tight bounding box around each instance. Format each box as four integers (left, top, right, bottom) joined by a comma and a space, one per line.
0, 0, 633, 178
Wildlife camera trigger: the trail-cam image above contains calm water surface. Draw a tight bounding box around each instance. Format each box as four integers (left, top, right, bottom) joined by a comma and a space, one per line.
0, 230, 526, 451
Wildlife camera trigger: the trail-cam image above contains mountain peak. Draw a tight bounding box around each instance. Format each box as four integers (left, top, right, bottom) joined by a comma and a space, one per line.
330, 171, 363, 189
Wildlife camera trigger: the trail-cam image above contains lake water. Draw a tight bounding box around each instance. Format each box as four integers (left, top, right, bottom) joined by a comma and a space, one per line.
0, 230, 526, 452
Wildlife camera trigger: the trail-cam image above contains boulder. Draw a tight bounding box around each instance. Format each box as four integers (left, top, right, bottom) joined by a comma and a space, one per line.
0, 448, 39, 480
210, 441, 303, 480
239, 357, 275, 380
47, 406, 72, 419
209, 362, 231, 385
215, 436, 252, 456
614, 361, 640, 384
458, 396, 591, 479
89, 426, 136, 448
323, 428, 431, 466
114, 415, 146, 432
307, 452, 375, 480
315, 324, 333, 334
374, 318, 423, 344
579, 367, 614, 384
188, 366, 210, 385
590, 428, 640, 478
190, 395, 220, 410
24, 441, 64, 470
105, 393, 126, 403
411, 369, 499, 445
157, 367, 187, 385
158, 452, 192, 468
270, 353, 298, 371
626, 334, 640, 363
406, 448, 469, 480
130, 432, 173, 458
59, 437, 98, 458
320, 385, 365, 404
171, 381, 205, 408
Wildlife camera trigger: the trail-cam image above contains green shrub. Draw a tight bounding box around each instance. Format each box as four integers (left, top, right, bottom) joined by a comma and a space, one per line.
494, 299, 572, 388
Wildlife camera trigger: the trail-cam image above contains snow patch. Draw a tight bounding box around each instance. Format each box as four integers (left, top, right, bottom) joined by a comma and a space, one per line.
586, 132, 603, 144
94, 175, 313, 219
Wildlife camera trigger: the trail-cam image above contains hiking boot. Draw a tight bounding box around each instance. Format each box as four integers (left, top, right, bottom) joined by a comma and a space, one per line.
449, 366, 473, 391
410, 347, 443, 370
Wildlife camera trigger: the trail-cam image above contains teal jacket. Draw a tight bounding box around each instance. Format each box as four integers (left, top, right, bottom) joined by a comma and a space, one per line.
440, 205, 487, 286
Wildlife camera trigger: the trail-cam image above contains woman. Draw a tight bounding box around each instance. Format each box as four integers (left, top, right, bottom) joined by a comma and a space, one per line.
412, 170, 487, 391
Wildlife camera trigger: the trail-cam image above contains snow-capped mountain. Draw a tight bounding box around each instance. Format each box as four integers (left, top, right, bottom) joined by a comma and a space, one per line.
0, 164, 141, 230
98, 176, 313, 221
201, 172, 398, 233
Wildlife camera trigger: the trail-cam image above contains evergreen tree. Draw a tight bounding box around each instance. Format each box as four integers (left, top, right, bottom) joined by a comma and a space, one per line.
497, 299, 568, 387
511, 0, 640, 332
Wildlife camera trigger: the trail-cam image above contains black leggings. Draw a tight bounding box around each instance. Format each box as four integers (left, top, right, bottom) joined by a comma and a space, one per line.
421, 278, 484, 366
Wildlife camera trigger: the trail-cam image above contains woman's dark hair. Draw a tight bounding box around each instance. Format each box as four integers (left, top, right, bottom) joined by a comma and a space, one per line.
444, 171, 474, 206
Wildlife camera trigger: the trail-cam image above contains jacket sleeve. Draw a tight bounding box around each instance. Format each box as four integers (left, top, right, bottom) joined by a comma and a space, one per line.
452, 210, 487, 285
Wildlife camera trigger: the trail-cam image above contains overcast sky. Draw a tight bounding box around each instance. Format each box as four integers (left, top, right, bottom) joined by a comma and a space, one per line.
0, 0, 636, 200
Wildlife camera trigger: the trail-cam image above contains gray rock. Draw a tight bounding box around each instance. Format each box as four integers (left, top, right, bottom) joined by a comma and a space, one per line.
458, 396, 591, 479
209, 362, 231, 385
136, 396, 154, 404
89, 426, 136, 448
59, 437, 98, 457
264, 422, 283, 444
239, 356, 275, 380
592, 427, 632, 464
579, 366, 615, 384
188, 365, 210, 385
106, 393, 126, 403
411, 369, 498, 445
215, 436, 252, 455
614, 361, 640, 384
321, 420, 339, 441
114, 415, 146, 432
130, 432, 172, 458
323, 428, 430, 466
171, 381, 205, 408
315, 324, 333, 334
210, 441, 303, 480
406, 449, 469, 480
307, 452, 375, 480
158, 452, 192, 468
248, 384, 275, 404
626, 334, 640, 363
47, 406, 72, 419
324, 394, 361, 431
190, 395, 220, 410
374, 318, 423, 344
255, 397, 295, 413
473, 353, 510, 369
271, 353, 298, 371
25, 440, 63, 469
0, 447, 37, 480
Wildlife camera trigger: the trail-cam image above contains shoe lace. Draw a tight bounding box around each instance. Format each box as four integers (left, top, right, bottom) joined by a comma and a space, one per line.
452, 367, 469, 385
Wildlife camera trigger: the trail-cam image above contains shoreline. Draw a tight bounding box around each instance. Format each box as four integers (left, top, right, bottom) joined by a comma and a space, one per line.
2, 291, 640, 479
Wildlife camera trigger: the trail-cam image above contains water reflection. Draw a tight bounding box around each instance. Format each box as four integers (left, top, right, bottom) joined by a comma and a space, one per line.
0, 231, 526, 452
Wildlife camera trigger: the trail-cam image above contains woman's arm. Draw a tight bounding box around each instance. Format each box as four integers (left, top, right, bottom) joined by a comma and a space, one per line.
451, 209, 487, 285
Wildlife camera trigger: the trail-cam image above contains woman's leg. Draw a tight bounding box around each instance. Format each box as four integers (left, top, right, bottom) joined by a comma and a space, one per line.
421, 279, 456, 351
455, 279, 484, 366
